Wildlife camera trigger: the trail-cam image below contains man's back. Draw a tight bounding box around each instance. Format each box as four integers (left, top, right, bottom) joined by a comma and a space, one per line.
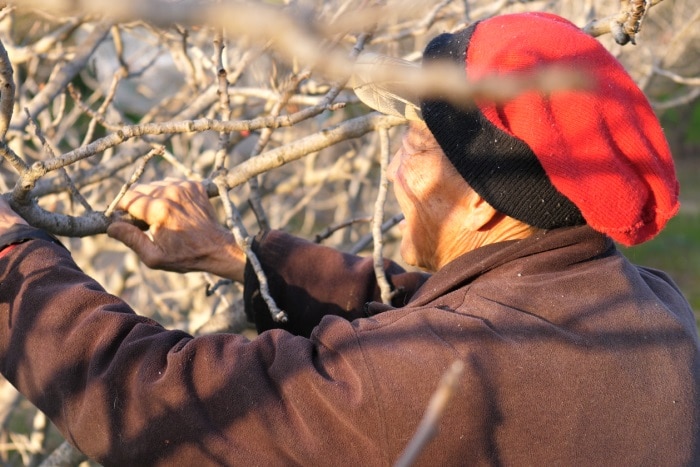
248, 225, 700, 465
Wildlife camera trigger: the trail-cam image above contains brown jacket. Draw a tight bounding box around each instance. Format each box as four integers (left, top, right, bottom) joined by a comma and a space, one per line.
0, 225, 698, 466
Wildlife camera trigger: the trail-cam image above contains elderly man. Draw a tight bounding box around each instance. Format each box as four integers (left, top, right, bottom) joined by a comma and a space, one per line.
0, 12, 698, 466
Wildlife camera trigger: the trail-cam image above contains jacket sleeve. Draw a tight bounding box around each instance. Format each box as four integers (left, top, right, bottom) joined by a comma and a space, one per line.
0, 231, 392, 466
243, 230, 430, 336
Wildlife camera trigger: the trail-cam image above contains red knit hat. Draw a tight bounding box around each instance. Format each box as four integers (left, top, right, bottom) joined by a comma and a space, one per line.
356, 13, 680, 246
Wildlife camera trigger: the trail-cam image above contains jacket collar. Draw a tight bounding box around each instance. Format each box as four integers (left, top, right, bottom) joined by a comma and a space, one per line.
406, 225, 612, 308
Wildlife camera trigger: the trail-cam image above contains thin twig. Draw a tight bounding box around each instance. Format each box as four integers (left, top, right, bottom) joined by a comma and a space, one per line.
12, 21, 112, 131
37, 441, 86, 467
314, 216, 372, 243
653, 66, 700, 86
81, 67, 127, 147
160, 147, 199, 178
213, 174, 287, 323
204, 276, 234, 297
3, 17, 82, 65
35, 84, 221, 199
372, 128, 393, 304
246, 69, 312, 231
169, 25, 192, 86
350, 213, 404, 255
67, 83, 120, 131
104, 145, 163, 217
394, 360, 465, 467
77, 24, 131, 145
242, 30, 371, 231
213, 28, 233, 171
651, 87, 700, 110
24, 108, 93, 213
0, 37, 16, 140
582, 0, 664, 44
277, 153, 354, 228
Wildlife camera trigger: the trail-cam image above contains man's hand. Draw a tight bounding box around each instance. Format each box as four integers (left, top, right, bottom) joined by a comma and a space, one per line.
107, 179, 246, 282
0, 196, 28, 234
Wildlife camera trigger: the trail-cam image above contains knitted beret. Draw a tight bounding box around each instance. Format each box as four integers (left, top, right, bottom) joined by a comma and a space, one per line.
354, 12, 680, 246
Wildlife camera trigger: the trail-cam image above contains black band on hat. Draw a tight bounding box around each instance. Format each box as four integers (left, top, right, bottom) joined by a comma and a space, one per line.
420, 25, 585, 230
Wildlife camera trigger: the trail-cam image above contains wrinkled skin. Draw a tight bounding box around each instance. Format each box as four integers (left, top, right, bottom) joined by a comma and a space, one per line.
0, 197, 27, 233
106, 179, 246, 281
387, 122, 533, 271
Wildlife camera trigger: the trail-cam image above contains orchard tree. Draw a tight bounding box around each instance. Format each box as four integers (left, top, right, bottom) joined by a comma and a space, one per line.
0, 0, 697, 464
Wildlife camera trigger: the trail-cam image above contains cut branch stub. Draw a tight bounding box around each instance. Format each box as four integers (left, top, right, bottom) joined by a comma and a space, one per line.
583, 0, 663, 45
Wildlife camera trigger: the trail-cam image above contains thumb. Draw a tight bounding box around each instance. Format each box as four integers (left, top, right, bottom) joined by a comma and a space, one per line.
107, 221, 158, 259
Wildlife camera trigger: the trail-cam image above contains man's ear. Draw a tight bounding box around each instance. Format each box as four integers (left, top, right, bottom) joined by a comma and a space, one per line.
463, 192, 499, 232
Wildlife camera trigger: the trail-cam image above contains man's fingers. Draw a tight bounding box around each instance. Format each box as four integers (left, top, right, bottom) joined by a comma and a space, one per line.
115, 193, 168, 225
113, 180, 204, 216
129, 179, 198, 196
107, 222, 162, 266
111, 180, 176, 206
112, 189, 143, 212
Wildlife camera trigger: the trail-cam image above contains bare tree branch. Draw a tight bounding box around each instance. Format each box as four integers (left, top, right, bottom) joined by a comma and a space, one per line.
0, 35, 15, 140
214, 174, 287, 323
5, 113, 402, 236
394, 359, 465, 467
12, 21, 113, 131
3, 17, 82, 65
350, 213, 403, 255
37, 441, 86, 467
314, 216, 372, 243
213, 113, 405, 193
653, 66, 700, 86
372, 127, 393, 304
104, 145, 163, 217
583, 0, 664, 45
651, 87, 700, 110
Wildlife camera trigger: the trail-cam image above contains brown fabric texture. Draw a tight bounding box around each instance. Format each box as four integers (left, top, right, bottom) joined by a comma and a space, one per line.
0, 226, 698, 465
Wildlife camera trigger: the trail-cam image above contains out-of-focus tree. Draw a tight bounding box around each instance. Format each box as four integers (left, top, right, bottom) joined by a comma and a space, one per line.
0, 0, 696, 464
